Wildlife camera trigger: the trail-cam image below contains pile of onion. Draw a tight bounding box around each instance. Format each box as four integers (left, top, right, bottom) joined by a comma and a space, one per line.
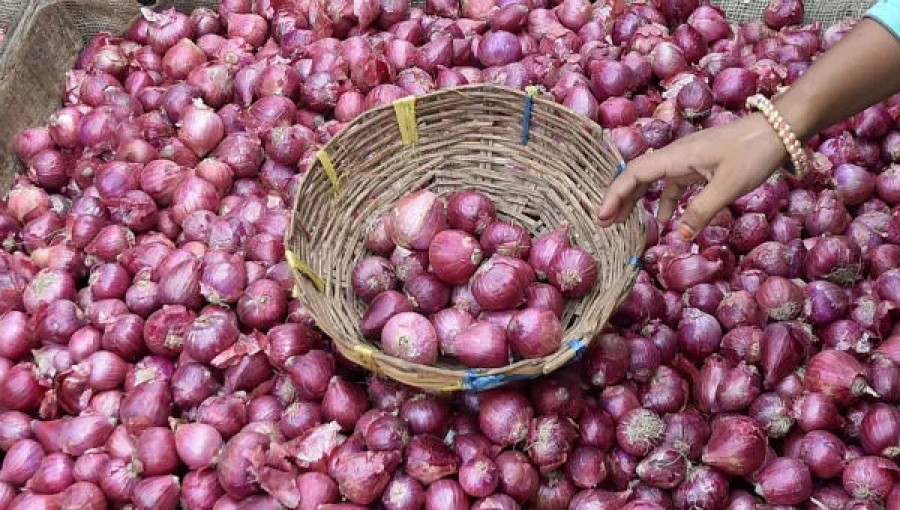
358, 189, 597, 368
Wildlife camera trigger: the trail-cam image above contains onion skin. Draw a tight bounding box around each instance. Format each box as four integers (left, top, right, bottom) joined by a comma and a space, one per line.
447, 191, 497, 234
507, 308, 562, 359
390, 190, 448, 250
701, 415, 767, 476
382, 312, 439, 364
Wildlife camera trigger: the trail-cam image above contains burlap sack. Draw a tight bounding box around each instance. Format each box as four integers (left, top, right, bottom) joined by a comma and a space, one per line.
0, 0, 877, 193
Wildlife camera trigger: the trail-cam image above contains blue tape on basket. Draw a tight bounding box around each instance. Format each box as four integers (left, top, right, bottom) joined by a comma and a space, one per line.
463, 370, 531, 392
567, 338, 587, 357
520, 86, 539, 146
628, 255, 642, 268
521, 95, 534, 145
563, 338, 588, 367
614, 161, 627, 178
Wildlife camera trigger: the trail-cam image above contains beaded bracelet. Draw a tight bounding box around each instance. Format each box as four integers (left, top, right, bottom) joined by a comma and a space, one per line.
746, 94, 809, 178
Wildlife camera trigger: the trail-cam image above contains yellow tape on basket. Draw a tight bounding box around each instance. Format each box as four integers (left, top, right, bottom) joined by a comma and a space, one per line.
285, 250, 325, 292
352, 344, 378, 372
316, 149, 340, 194
393, 96, 418, 145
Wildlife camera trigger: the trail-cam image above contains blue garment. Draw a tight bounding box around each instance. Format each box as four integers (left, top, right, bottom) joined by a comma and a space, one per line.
867, 0, 900, 39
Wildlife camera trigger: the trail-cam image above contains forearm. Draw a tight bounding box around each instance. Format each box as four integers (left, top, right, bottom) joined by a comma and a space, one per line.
774, 18, 900, 141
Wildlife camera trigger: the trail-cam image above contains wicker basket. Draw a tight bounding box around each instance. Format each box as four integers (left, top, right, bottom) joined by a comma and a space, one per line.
286, 84, 646, 392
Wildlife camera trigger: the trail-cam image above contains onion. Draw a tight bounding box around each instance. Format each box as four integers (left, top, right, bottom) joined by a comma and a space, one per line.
454, 321, 509, 368
764, 0, 804, 29
390, 190, 448, 250
805, 235, 862, 285
472, 255, 531, 310
478, 389, 533, 446
431, 308, 474, 356
507, 308, 562, 359
842, 456, 898, 501
382, 312, 439, 364
701, 415, 767, 476
429, 230, 483, 284
547, 247, 597, 298
806, 349, 875, 405
352, 256, 397, 302
390, 247, 428, 283
480, 221, 531, 260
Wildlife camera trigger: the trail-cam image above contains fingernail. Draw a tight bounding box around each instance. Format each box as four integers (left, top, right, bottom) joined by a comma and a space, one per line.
678, 223, 694, 241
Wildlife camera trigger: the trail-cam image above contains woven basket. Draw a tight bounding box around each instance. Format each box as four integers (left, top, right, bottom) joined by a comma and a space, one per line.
285, 84, 645, 392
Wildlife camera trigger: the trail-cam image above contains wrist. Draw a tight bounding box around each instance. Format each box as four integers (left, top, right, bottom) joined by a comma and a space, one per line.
772, 91, 820, 142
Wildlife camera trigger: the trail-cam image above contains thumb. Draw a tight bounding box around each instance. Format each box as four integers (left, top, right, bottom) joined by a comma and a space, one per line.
677, 178, 737, 240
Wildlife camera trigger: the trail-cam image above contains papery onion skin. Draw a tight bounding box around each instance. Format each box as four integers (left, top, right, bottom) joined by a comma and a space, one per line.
390, 190, 448, 251
507, 308, 563, 359
381, 312, 439, 364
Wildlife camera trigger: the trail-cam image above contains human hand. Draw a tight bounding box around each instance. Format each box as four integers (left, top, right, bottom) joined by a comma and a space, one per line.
597, 113, 790, 240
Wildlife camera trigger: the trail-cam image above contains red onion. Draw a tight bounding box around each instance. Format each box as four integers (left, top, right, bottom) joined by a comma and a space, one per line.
803, 280, 850, 325
352, 256, 397, 302
480, 221, 531, 260
762, 321, 812, 389
144, 8, 193, 54
235, 278, 287, 330
657, 252, 722, 292
382, 312, 439, 364
859, 404, 899, 458
522, 225, 570, 280
562, 85, 599, 121
711, 68, 758, 109
0, 412, 33, 450
478, 389, 533, 446
134, 427, 178, 477
390, 247, 428, 283
547, 246, 597, 298
390, 190, 448, 250
834, 164, 876, 205
429, 229, 483, 284
676, 307, 722, 361
322, 376, 369, 430
173, 423, 222, 470
472, 255, 531, 310
405, 433, 458, 486
454, 320, 508, 367
795, 391, 844, 432
805, 235, 862, 285
431, 308, 474, 356
382, 472, 425, 510
702, 415, 767, 476
842, 456, 898, 501
754, 457, 812, 505
533, 473, 576, 510
507, 308, 562, 359
120, 380, 172, 434
806, 349, 875, 405
590, 60, 635, 101
424, 479, 468, 510
0, 439, 45, 485
361, 291, 414, 339
0, 363, 45, 412
477, 31, 523, 67
583, 332, 630, 387
294, 472, 338, 510
798, 430, 848, 479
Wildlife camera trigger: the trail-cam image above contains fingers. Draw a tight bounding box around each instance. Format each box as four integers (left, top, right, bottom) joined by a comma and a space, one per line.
657, 179, 684, 223
597, 147, 683, 226
678, 169, 743, 240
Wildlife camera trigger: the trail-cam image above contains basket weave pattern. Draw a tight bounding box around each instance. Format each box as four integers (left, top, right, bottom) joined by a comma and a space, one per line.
286, 85, 645, 392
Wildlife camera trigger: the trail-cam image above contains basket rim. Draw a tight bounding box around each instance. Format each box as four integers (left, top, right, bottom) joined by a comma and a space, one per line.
285, 84, 647, 392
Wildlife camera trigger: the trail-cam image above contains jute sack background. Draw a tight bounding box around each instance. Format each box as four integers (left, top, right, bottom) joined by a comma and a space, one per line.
0, 0, 877, 194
